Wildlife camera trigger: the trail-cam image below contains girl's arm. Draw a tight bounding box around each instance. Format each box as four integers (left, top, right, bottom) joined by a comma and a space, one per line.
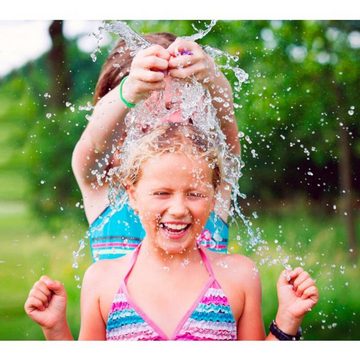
269, 267, 319, 339
78, 263, 108, 340
24, 276, 73, 340
235, 259, 318, 340
72, 45, 170, 223
235, 258, 266, 340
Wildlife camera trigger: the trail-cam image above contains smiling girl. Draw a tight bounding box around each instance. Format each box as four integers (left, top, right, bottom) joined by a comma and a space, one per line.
25, 123, 318, 340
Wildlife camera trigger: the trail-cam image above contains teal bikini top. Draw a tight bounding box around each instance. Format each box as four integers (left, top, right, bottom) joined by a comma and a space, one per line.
89, 203, 228, 261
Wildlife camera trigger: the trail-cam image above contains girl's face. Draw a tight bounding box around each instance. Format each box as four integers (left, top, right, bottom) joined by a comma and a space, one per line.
127, 152, 215, 254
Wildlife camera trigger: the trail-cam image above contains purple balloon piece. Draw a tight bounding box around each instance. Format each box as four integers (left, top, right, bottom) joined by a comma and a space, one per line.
179, 49, 193, 56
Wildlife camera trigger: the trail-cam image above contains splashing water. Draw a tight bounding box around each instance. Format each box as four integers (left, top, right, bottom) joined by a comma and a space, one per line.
72, 237, 87, 288
76, 20, 282, 270
89, 25, 106, 62
182, 20, 218, 42
203, 45, 249, 93
103, 21, 150, 56
90, 22, 260, 261
103, 20, 249, 94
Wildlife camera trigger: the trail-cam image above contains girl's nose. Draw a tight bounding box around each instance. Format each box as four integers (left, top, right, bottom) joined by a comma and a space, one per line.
168, 195, 188, 217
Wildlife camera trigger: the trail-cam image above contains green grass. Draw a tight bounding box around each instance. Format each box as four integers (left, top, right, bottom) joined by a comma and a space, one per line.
0, 200, 359, 340
229, 204, 360, 340
0, 209, 90, 340
0, 171, 28, 201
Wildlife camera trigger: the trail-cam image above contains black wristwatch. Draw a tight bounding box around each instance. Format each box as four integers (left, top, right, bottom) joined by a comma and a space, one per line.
269, 320, 302, 341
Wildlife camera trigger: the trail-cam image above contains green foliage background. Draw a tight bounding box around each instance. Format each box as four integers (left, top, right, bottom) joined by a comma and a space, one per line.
0, 20, 359, 340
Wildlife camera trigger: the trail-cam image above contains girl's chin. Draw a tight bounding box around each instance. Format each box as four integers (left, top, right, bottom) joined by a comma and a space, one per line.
155, 228, 197, 254
158, 241, 196, 255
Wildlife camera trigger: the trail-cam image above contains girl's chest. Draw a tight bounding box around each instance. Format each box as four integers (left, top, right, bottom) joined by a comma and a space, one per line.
99, 258, 245, 337
102, 270, 215, 338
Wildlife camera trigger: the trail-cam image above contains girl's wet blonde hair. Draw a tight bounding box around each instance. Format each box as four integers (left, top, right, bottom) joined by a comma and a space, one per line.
110, 122, 224, 193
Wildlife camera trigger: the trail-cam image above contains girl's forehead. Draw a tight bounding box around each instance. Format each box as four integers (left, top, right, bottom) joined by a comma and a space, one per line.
140, 153, 213, 182
145, 152, 208, 170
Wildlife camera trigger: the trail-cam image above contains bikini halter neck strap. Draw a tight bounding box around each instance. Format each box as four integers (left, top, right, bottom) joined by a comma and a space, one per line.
123, 243, 216, 282
198, 246, 216, 278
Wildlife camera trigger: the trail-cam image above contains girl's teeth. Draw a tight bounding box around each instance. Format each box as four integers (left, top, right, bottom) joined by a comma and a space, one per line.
164, 223, 188, 231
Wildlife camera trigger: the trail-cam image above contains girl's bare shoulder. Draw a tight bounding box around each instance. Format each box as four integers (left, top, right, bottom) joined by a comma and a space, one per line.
203, 249, 261, 320
82, 253, 132, 287
205, 249, 260, 287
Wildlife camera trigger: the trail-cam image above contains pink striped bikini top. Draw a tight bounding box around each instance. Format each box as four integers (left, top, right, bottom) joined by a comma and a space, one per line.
106, 244, 237, 341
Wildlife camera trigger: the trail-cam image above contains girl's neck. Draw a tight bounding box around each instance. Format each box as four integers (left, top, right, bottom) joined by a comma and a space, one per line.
138, 238, 203, 270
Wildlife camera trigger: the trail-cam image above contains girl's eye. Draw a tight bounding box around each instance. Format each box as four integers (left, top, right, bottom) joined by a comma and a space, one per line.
187, 192, 205, 198
153, 192, 170, 196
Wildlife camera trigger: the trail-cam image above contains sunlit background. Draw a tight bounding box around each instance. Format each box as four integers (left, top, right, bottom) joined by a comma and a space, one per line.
0, 20, 359, 340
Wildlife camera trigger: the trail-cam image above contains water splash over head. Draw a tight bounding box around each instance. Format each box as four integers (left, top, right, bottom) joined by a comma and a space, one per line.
87, 21, 281, 267
203, 45, 249, 93
86, 21, 263, 255
102, 20, 249, 92
182, 20, 218, 42
103, 77, 257, 252
103, 21, 150, 55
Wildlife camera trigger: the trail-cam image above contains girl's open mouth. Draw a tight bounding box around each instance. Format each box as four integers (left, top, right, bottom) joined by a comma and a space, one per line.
159, 222, 191, 239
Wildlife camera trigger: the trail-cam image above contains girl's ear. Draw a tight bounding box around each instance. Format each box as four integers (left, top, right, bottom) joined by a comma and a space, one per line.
126, 184, 138, 213
211, 197, 216, 212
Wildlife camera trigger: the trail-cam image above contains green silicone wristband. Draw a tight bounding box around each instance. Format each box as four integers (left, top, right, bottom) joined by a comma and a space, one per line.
119, 76, 136, 108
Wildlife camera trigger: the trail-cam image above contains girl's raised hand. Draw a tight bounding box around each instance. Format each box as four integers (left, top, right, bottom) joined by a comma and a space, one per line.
275, 267, 319, 333
167, 38, 217, 85
122, 45, 170, 104
24, 275, 68, 330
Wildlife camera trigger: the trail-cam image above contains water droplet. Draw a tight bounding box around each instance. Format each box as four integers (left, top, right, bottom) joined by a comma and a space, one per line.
238, 131, 245, 138
219, 260, 229, 269
245, 135, 252, 144
251, 149, 258, 158
181, 258, 190, 267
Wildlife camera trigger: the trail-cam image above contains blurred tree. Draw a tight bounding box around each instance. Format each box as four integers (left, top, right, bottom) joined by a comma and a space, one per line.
233, 20, 359, 259
48, 20, 71, 107
1, 20, 358, 244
